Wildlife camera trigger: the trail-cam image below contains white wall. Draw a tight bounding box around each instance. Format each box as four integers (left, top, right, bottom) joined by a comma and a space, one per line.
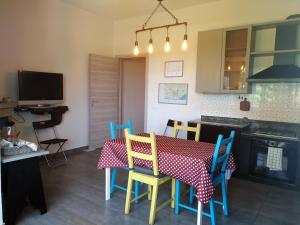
113, 0, 300, 134
0, 0, 114, 150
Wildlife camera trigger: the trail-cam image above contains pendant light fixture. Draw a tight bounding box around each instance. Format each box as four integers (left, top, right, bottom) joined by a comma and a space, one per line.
133, 33, 139, 55
148, 30, 154, 54
164, 27, 171, 52
133, 0, 188, 54
182, 24, 188, 51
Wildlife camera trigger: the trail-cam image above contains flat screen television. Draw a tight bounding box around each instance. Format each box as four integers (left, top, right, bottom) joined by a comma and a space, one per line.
18, 70, 63, 106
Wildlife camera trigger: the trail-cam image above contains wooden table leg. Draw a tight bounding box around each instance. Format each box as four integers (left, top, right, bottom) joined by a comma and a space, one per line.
197, 201, 203, 225
105, 168, 111, 200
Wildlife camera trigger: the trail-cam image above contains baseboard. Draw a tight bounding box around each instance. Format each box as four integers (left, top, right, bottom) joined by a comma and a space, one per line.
65, 146, 89, 155
83, 147, 102, 152
39, 146, 88, 164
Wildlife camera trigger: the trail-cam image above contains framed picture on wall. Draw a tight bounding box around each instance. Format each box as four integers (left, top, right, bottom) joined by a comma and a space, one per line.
164, 60, 184, 77
158, 83, 188, 105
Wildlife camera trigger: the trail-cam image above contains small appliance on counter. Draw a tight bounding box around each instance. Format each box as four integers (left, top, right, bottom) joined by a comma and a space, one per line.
0, 119, 37, 156
0, 102, 38, 156
1, 120, 17, 143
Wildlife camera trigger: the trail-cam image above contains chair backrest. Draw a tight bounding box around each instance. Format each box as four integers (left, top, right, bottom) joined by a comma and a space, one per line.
167, 119, 182, 128
32, 121, 55, 130
124, 128, 159, 176
109, 119, 133, 139
210, 131, 235, 175
163, 119, 182, 136
172, 121, 201, 141
32, 122, 58, 145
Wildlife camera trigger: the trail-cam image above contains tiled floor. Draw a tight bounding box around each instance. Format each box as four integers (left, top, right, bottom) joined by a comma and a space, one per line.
17, 150, 300, 225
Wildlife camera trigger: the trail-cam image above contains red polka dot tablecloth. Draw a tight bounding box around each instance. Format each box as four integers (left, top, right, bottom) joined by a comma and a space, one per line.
97, 134, 236, 204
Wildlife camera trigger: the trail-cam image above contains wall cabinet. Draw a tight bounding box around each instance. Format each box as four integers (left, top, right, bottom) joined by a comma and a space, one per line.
196, 29, 223, 93
248, 18, 300, 78
196, 26, 251, 94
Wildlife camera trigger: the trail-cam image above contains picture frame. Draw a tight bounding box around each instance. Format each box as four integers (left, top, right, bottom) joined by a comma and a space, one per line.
164, 60, 184, 77
158, 83, 188, 105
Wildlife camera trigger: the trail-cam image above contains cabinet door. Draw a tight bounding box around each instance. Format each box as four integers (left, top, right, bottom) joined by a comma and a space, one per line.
220, 27, 251, 93
196, 29, 223, 93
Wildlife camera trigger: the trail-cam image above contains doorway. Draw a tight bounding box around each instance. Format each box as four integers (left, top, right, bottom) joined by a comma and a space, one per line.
120, 58, 146, 133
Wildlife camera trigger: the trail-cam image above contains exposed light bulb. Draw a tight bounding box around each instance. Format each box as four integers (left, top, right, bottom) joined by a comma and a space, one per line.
133, 41, 139, 55
165, 42, 171, 52
134, 46, 139, 55
148, 38, 154, 54
182, 34, 188, 51
182, 40, 188, 51
240, 65, 246, 72
164, 36, 171, 52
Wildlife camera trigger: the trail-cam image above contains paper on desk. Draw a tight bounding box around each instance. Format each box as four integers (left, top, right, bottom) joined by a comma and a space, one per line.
15, 139, 38, 151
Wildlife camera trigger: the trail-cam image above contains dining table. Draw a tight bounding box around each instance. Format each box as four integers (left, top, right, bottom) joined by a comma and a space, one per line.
97, 133, 236, 225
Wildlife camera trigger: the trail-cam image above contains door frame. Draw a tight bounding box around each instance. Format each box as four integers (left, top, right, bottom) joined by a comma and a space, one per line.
117, 54, 149, 132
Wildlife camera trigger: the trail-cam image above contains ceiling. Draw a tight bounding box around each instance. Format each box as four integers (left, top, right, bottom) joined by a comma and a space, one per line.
61, 0, 218, 21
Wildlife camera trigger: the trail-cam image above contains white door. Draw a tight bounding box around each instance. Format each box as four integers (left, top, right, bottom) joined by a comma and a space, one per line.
88, 54, 119, 149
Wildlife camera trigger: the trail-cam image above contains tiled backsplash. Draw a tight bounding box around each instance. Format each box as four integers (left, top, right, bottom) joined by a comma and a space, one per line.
199, 83, 300, 123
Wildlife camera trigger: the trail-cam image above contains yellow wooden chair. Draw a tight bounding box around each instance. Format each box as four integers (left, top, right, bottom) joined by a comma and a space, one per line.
124, 129, 175, 225
172, 121, 201, 141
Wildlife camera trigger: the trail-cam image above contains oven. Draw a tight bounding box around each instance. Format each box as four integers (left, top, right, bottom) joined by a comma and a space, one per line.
250, 138, 298, 185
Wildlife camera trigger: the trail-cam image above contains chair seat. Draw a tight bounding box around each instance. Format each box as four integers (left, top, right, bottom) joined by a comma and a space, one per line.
132, 166, 167, 178
40, 138, 68, 145
120, 167, 130, 171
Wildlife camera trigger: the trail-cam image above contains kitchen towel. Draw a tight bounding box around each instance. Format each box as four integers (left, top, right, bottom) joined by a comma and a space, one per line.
266, 147, 283, 171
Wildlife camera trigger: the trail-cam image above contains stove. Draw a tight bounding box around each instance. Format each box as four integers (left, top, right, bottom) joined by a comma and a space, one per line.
245, 121, 300, 187
248, 121, 300, 142
188, 116, 300, 190
251, 130, 299, 141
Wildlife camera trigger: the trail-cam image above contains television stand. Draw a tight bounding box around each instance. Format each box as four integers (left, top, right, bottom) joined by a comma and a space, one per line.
29, 105, 55, 110
15, 105, 69, 127
34, 104, 54, 108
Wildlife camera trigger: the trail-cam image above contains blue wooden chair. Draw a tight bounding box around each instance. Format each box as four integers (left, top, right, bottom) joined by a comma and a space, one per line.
109, 120, 140, 202
175, 131, 235, 225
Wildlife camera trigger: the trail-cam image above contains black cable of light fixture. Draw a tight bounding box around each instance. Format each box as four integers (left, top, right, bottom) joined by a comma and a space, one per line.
133, 0, 188, 55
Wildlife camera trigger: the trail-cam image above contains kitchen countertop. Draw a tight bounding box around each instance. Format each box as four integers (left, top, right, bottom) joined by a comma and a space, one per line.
241, 131, 300, 142
2, 150, 49, 163
189, 115, 250, 129
189, 115, 300, 142
241, 120, 300, 142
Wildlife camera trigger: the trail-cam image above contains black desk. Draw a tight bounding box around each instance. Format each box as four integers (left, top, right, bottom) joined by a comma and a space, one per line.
2, 151, 48, 225
15, 105, 68, 128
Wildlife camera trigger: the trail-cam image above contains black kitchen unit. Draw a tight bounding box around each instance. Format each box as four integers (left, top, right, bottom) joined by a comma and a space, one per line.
242, 121, 300, 190
188, 116, 300, 191
249, 138, 297, 185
